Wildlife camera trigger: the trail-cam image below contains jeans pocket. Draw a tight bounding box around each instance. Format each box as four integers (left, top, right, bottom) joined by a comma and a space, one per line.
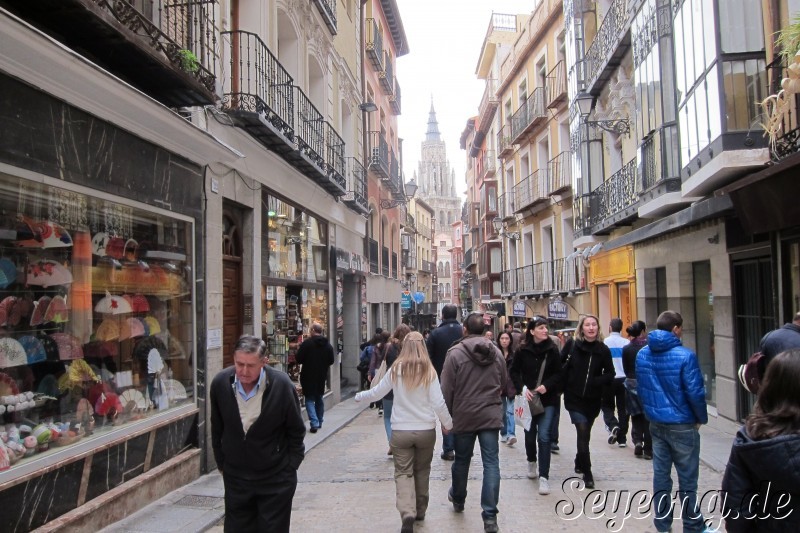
669, 427, 698, 455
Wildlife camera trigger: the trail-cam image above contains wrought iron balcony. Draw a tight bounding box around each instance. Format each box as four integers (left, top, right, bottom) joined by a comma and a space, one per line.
404, 212, 417, 233
514, 168, 550, 214
389, 78, 402, 115
512, 257, 587, 295
343, 157, 369, 215
223, 30, 294, 152
546, 60, 567, 108
382, 247, 390, 277
369, 238, 379, 274
324, 122, 347, 195
4, 0, 218, 107
379, 51, 394, 94
640, 124, 680, 191
388, 151, 402, 196
501, 269, 518, 295
574, 158, 639, 235
498, 192, 516, 221
510, 87, 547, 142
365, 18, 384, 70
548, 151, 572, 195
420, 260, 434, 273
477, 78, 500, 135
312, 0, 337, 35
497, 124, 515, 158
482, 150, 497, 179
584, 0, 632, 93
368, 131, 390, 179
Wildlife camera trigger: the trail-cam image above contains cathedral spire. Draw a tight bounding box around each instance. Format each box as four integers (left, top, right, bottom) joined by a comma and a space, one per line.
426, 97, 441, 142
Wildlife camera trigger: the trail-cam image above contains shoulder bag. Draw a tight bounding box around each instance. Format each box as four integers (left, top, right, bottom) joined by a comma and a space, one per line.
528, 358, 547, 416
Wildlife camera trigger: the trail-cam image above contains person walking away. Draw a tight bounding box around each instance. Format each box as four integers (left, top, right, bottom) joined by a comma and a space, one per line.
721, 350, 800, 532
622, 320, 651, 459
602, 318, 631, 447
210, 335, 305, 532
440, 313, 508, 533
510, 317, 563, 495
354, 332, 453, 533
379, 324, 411, 454
560, 314, 614, 489
369, 330, 391, 414
759, 311, 800, 365
358, 334, 380, 392
426, 304, 463, 461
637, 310, 708, 533
295, 323, 335, 433
496, 331, 517, 447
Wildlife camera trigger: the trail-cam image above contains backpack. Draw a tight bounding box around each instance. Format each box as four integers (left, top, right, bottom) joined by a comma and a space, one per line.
357, 345, 372, 372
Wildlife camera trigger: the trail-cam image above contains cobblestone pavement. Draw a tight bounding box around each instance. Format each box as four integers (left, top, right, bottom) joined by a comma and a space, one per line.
284, 407, 725, 533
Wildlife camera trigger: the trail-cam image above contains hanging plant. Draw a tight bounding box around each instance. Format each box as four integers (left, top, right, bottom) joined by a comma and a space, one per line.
777, 13, 800, 64
177, 49, 200, 74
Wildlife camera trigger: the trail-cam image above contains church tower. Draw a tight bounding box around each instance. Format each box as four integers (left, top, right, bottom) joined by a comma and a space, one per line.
415, 99, 462, 236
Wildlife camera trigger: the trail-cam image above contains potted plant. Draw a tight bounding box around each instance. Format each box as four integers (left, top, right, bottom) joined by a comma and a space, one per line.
177, 49, 199, 74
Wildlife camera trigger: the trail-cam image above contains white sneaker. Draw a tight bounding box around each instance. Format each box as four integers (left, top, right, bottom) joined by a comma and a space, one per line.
538, 477, 551, 495
500, 435, 509, 443
527, 461, 538, 479
507, 436, 517, 446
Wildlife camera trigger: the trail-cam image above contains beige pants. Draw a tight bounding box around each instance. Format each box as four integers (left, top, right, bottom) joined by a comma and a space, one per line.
390, 429, 436, 521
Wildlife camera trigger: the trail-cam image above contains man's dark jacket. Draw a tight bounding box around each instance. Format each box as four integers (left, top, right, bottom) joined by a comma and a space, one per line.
295, 335, 335, 396
759, 323, 800, 362
426, 318, 463, 376
210, 366, 305, 480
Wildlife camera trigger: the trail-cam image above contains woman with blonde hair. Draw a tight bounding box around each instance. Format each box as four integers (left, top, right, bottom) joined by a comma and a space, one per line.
355, 331, 453, 532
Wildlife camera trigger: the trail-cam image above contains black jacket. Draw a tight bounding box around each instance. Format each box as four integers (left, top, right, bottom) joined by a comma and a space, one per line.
622, 337, 647, 379
210, 366, 306, 480
561, 338, 614, 417
296, 335, 335, 396
510, 338, 562, 407
722, 427, 800, 532
760, 323, 800, 362
426, 319, 463, 376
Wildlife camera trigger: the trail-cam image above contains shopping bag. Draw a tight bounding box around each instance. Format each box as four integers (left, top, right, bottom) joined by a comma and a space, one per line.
514, 393, 532, 431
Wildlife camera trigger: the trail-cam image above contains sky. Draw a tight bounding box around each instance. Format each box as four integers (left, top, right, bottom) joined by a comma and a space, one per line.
395, 0, 536, 198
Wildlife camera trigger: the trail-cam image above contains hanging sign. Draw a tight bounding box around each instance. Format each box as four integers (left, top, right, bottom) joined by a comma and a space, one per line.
547, 300, 568, 320
512, 300, 527, 317
401, 291, 413, 309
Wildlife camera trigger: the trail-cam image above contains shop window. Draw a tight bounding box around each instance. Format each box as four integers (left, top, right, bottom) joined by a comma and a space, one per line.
264, 195, 328, 283
0, 175, 195, 474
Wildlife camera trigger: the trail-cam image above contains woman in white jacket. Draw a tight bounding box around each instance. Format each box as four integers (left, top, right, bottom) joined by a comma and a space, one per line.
355, 331, 453, 533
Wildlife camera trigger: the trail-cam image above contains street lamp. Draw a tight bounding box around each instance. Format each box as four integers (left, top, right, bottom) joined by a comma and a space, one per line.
492, 216, 520, 240
575, 93, 630, 136
380, 178, 418, 209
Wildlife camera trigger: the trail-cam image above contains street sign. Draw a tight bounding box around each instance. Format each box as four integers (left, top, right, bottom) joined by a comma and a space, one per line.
401, 291, 412, 309
413, 291, 425, 305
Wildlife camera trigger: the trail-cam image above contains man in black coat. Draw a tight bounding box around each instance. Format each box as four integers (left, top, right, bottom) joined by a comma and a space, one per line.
426, 304, 463, 460
210, 335, 305, 533
295, 322, 335, 433
760, 311, 800, 364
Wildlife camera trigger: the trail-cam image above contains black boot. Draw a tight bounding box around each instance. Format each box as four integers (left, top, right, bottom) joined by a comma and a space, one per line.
574, 454, 582, 474
578, 452, 594, 488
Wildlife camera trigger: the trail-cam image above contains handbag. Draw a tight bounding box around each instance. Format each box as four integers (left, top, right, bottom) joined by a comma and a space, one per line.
370, 358, 388, 390
528, 358, 547, 416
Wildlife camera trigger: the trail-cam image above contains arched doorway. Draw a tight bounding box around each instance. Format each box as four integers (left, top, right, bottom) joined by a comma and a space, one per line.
222, 210, 243, 368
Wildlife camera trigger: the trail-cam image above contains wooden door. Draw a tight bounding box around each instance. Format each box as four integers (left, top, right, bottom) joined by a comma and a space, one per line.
222, 212, 243, 368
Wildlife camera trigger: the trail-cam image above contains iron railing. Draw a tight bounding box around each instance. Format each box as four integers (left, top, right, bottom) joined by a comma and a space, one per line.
345, 157, 368, 213
766, 57, 800, 160
514, 168, 549, 212
548, 151, 572, 194
510, 257, 587, 295
382, 247, 390, 277
510, 87, 547, 142
420, 260, 433, 273
311, 0, 337, 34
365, 18, 384, 69
498, 192, 516, 220
294, 86, 326, 169
594, 158, 638, 223
324, 121, 346, 192
368, 131, 390, 178
482, 149, 497, 178
369, 238, 379, 274
380, 51, 394, 93
388, 151, 401, 193
223, 30, 294, 137
584, 0, 629, 88
497, 124, 514, 158
640, 124, 679, 191
478, 78, 500, 133
546, 60, 567, 107
389, 78, 401, 114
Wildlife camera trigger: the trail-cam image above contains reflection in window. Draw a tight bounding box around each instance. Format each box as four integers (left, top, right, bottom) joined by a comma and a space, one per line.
723, 59, 767, 131
720, 0, 764, 54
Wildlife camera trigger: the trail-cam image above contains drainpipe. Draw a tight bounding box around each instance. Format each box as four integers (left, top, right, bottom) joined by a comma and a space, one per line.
360, 0, 370, 258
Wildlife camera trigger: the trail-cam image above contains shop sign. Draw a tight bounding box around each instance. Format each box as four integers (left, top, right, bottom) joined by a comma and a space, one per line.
548, 300, 568, 320
351, 253, 366, 273
401, 291, 413, 309
207, 328, 222, 349
335, 248, 351, 270
512, 300, 527, 317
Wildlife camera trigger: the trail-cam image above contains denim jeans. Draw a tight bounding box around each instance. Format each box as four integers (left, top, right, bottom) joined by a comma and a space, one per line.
650, 422, 705, 533
450, 429, 500, 521
382, 399, 393, 443
305, 394, 325, 429
551, 396, 561, 445
500, 397, 516, 438
442, 430, 454, 453
524, 405, 555, 478
602, 378, 629, 444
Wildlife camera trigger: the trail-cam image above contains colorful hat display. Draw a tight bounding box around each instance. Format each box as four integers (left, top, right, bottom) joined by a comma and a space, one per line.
30, 296, 51, 327
43, 295, 69, 324
120, 317, 146, 341
122, 294, 150, 313
94, 293, 132, 315
91, 232, 110, 257
39, 335, 60, 361
0, 258, 17, 289
95, 318, 120, 342
66, 359, 99, 386
0, 338, 27, 368
26, 260, 73, 287
14, 216, 73, 248
143, 316, 161, 336
50, 332, 84, 360
18, 335, 46, 364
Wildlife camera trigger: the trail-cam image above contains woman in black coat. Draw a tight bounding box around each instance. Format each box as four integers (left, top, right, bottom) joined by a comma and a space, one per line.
560, 314, 614, 488
722, 350, 800, 532
510, 317, 562, 494
621, 320, 651, 459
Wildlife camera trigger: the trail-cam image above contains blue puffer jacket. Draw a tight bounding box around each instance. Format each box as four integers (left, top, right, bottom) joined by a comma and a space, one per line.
636, 330, 708, 425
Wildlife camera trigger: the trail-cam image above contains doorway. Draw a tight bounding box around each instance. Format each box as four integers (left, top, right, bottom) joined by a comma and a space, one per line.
222, 211, 243, 369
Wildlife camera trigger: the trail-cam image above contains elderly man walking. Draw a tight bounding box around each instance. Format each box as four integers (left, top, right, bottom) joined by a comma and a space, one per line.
296, 323, 335, 433
441, 313, 508, 533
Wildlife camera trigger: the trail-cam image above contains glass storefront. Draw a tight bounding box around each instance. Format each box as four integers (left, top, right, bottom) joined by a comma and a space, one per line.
261, 193, 328, 392
0, 175, 194, 474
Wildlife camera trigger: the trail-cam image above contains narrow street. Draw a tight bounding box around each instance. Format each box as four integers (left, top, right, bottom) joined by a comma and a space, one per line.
286, 407, 724, 533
